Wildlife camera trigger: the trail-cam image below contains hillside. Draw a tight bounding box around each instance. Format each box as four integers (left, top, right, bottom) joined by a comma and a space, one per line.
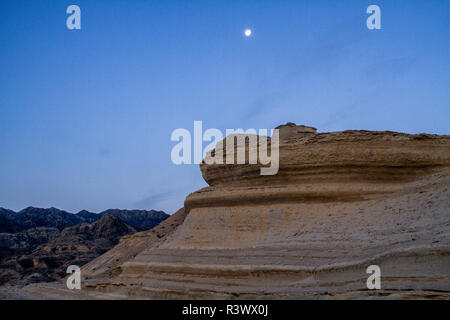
0, 208, 169, 285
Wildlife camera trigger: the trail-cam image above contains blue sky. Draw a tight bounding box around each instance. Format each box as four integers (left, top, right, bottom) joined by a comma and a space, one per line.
0, 0, 449, 214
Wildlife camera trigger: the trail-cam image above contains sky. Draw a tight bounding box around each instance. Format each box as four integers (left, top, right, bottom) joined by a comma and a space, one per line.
0, 0, 449, 214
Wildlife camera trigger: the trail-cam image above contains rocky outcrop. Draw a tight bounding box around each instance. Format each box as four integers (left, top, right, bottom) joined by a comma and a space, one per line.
199, 124, 449, 190
25, 124, 450, 299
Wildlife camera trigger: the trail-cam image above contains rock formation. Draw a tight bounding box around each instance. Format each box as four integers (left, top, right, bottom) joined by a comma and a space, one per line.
25, 124, 450, 299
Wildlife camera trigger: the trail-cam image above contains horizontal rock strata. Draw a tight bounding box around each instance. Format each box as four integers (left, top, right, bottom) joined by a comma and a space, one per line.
26, 124, 450, 299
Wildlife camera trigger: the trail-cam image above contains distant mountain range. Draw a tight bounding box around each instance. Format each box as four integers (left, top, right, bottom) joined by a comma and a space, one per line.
0, 207, 169, 233
0, 207, 169, 285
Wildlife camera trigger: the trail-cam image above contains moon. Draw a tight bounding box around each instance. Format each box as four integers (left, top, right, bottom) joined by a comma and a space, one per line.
244, 29, 252, 37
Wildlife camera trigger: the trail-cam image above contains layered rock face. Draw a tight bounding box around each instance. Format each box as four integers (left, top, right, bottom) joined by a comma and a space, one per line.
28, 124, 450, 299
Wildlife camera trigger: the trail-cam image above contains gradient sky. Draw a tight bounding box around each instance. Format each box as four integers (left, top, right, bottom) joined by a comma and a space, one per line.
0, 0, 449, 214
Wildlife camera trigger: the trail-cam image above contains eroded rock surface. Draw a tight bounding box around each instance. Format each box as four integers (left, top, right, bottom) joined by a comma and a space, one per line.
25, 124, 450, 299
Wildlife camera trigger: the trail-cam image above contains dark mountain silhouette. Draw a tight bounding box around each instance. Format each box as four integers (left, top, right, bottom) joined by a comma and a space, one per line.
75, 210, 100, 223
0, 206, 169, 285
60, 214, 136, 243
99, 209, 168, 231
0, 207, 169, 232
0, 213, 21, 233
0, 208, 15, 216
4, 207, 81, 232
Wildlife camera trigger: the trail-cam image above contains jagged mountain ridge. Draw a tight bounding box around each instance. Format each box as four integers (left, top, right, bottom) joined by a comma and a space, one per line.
0, 207, 169, 232
0, 212, 22, 233
0, 207, 169, 286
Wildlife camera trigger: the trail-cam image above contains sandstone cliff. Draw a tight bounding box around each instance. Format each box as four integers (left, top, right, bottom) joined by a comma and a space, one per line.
25, 124, 450, 299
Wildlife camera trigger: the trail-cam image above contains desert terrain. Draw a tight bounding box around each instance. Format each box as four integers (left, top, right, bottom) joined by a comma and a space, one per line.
4, 123, 450, 299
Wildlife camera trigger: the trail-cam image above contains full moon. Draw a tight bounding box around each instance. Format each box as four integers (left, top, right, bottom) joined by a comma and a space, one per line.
244, 29, 252, 37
